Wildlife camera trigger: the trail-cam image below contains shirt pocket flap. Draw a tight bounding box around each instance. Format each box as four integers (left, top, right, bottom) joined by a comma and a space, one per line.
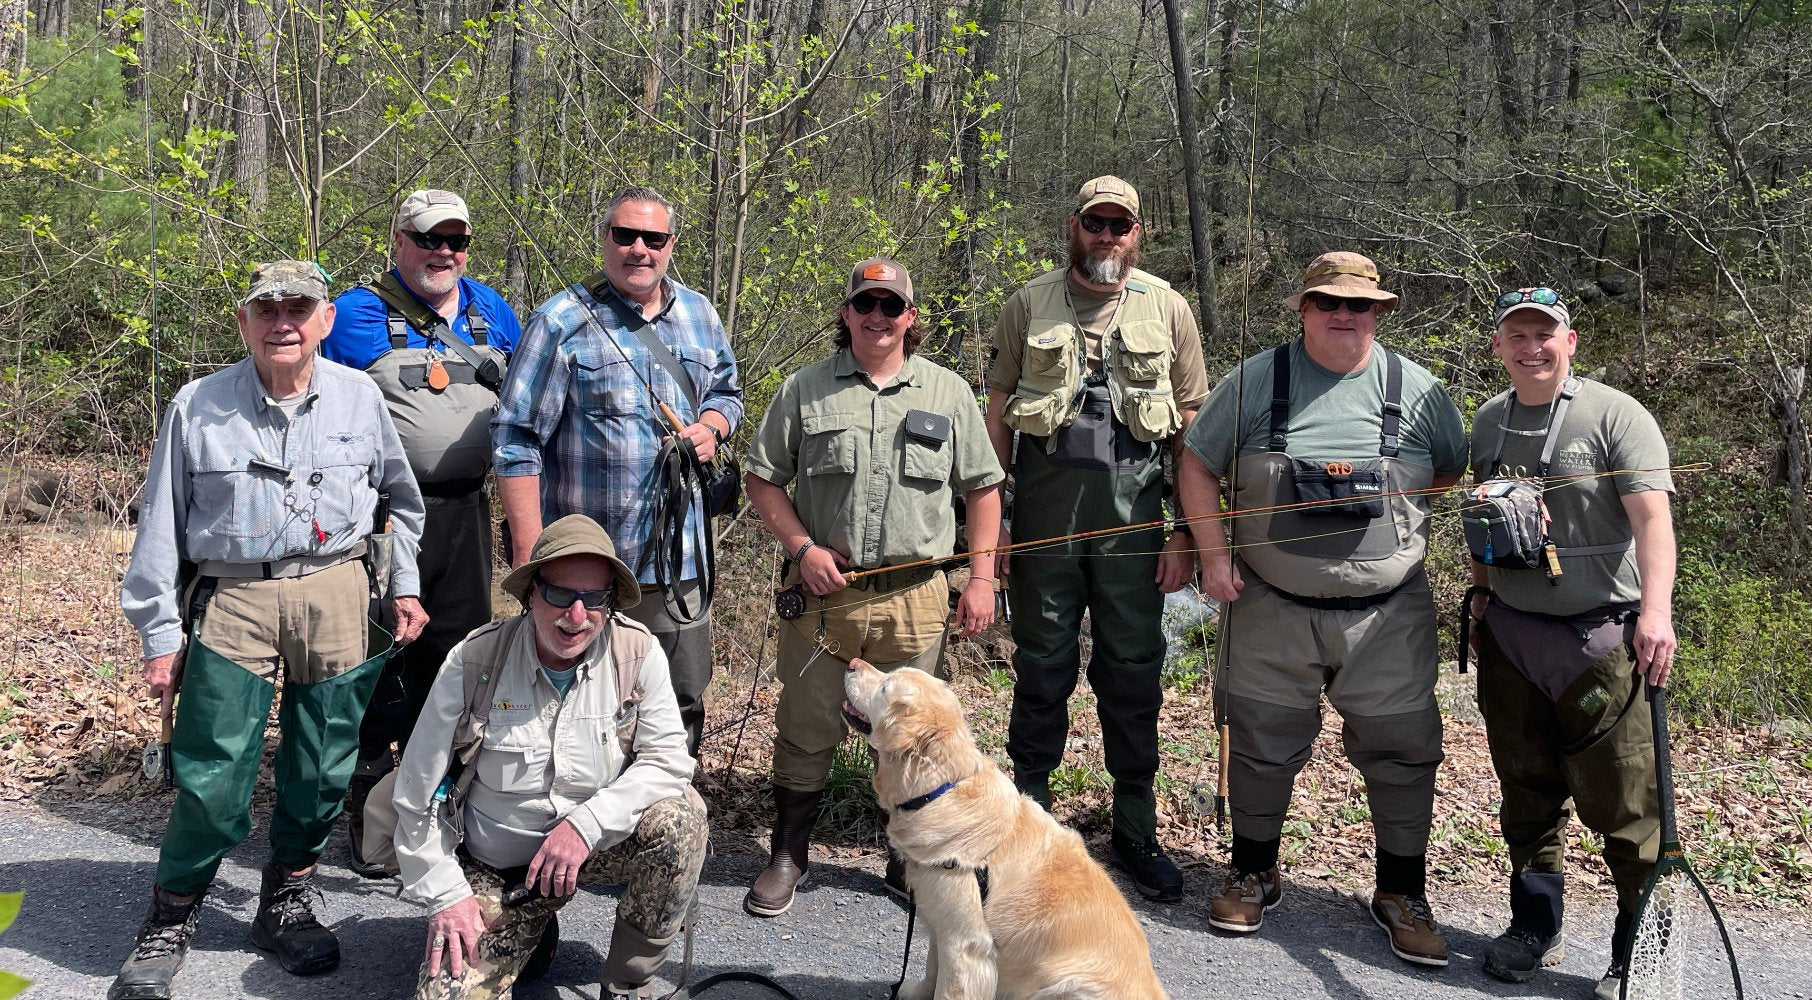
904, 409, 951, 444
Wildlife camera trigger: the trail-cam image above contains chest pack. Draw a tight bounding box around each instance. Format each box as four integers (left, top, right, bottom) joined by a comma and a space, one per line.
357, 614, 652, 878
1464, 377, 1629, 582
1002, 268, 1181, 443
1270, 342, 1403, 520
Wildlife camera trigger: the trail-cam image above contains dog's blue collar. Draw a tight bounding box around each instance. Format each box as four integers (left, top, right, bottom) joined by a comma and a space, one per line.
894, 772, 975, 812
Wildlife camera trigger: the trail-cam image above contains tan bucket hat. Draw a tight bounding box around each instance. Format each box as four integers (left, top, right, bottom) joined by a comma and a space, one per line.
1283, 251, 1399, 312
499, 514, 642, 610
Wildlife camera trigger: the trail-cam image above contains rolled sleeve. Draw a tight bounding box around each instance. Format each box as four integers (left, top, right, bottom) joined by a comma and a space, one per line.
740, 376, 802, 486
698, 315, 745, 432
491, 306, 571, 478
393, 641, 475, 912
120, 396, 192, 661
563, 640, 693, 851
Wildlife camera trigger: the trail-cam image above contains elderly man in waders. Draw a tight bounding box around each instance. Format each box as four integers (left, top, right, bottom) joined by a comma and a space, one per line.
983, 175, 1209, 903
741, 259, 1004, 916
324, 188, 520, 879
1469, 288, 1675, 1000
1179, 251, 1467, 966
392, 515, 706, 999
111, 261, 428, 999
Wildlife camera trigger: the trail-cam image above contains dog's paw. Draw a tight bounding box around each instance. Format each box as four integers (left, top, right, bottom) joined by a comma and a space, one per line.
894, 979, 933, 1000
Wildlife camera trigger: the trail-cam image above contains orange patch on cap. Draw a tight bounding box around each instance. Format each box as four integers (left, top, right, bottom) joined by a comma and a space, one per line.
863, 263, 895, 281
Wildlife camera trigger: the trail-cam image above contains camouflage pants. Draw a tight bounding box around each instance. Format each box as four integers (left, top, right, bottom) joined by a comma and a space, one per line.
413, 785, 708, 999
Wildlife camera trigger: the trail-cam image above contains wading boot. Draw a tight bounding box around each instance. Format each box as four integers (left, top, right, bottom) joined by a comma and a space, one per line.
1484, 870, 1565, 982
249, 863, 340, 975
601, 918, 677, 998
744, 786, 822, 917
108, 886, 205, 1000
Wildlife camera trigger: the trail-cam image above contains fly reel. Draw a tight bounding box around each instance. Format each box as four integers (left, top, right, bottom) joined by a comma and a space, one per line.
774, 585, 807, 621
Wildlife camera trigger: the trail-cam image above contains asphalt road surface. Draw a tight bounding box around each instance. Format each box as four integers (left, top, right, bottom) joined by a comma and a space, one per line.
0, 798, 1804, 999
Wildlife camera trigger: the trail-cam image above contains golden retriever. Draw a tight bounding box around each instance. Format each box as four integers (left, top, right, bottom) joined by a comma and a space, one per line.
842, 658, 1170, 1000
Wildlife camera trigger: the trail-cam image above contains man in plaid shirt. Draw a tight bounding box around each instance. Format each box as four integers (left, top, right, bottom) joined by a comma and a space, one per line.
493, 184, 743, 760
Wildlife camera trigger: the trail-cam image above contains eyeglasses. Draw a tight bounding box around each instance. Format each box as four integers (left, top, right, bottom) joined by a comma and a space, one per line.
1305, 294, 1377, 313
403, 230, 472, 253
848, 292, 908, 318
535, 577, 614, 611
1495, 287, 1563, 310
610, 226, 673, 251
1076, 213, 1137, 237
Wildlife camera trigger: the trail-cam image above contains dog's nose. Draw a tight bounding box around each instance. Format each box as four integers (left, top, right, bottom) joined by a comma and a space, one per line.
845, 656, 866, 672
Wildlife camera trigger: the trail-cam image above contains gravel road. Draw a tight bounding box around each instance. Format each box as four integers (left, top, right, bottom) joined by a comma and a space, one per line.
0, 798, 1803, 999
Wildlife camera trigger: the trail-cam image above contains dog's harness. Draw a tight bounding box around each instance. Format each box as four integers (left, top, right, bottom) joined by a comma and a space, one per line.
889, 773, 994, 1000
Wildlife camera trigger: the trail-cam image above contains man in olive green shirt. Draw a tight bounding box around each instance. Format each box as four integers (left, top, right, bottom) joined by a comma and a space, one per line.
742, 258, 1004, 918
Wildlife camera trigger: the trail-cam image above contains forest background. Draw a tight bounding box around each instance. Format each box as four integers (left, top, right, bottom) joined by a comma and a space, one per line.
1, 0, 1810, 906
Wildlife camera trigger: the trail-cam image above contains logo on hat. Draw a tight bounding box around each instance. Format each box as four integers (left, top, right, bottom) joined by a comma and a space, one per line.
863, 263, 896, 282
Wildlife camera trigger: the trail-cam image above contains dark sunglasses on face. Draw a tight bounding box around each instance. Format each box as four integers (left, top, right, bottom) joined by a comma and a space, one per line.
610, 226, 673, 251
1495, 286, 1563, 310
1076, 213, 1137, 237
535, 577, 614, 611
849, 292, 908, 318
404, 230, 473, 253
1306, 294, 1376, 313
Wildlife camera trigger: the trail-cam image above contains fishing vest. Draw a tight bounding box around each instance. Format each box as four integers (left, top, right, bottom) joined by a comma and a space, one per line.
361, 272, 509, 486
1002, 267, 1182, 443
1232, 343, 1436, 599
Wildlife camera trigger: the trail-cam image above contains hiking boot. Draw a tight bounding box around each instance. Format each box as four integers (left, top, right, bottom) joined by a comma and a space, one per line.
108, 886, 204, 1000
1109, 831, 1184, 903
343, 773, 391, 880
1594, 960, 1626, 1000
519, 912, 558, 982
884, 851, 909, 902
249, 863, 340, 975
1483, 924, 1564, 982
1208, 866, 1281, 933
744, 787, 822, 917
1370, 891, 1449, 968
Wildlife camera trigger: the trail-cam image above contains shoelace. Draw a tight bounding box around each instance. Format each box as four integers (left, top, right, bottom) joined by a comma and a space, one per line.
132, 912, 197, 960
1502, 925, 1554, 951
1400, 894, 1436, 927
267, 880, 327, 928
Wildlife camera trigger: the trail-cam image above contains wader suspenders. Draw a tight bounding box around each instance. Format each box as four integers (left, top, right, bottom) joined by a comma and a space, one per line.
1267, 342, 1404, 456
368, 275, 503, 392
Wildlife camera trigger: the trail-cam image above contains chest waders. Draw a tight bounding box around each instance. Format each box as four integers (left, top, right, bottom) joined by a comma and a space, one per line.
155, 580, 394, 895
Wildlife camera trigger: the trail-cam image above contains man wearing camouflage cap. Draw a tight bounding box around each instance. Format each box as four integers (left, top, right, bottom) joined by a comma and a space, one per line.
982, 175, 1209, 903
1179, 251, 1466, 965
111, 261, 427, 999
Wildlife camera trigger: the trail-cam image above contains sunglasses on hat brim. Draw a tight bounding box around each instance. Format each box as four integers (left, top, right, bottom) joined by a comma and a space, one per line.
1494, 287, 1563, 311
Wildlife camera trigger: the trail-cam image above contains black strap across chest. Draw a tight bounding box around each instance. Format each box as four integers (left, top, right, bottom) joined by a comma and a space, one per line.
1486, 376, 1583, 479
1268, 342, 1404, 457
366, 274, 501, 392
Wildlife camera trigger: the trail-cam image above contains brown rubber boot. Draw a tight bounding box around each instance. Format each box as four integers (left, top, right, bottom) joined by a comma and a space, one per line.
601, 918, 678, 996
108, 885, 205, 1000
743, 786, 822, 917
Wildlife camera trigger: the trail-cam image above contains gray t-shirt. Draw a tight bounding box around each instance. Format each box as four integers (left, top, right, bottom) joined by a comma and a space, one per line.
1187, 339, 1469, 474
1470, 377, 1672, 617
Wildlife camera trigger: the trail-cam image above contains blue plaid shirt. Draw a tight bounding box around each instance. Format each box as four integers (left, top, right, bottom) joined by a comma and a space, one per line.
492, 276, 743, 583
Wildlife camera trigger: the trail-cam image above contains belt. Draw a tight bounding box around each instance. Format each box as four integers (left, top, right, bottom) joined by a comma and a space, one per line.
847, 564, 941, 592
419, 476, 486, 498
1265, 574, 1404, 612
198, 541, 365, 581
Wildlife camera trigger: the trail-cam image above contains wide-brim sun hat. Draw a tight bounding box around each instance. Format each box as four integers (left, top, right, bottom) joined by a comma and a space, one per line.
1282, 250, 1400, 313
499, 514, 642, 610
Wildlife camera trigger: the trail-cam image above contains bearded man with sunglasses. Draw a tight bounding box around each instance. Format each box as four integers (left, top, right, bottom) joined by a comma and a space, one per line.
1178, 251, 1467, 966
391, 514, 706, 999
495, 185, 743, 763
740, 258, 1004, 917
325, 188, 524, 880
1469, 288, 1674, 1000
982, 175, 1209, 904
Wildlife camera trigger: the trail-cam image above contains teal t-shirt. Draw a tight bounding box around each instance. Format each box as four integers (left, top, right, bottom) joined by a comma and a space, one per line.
542, 665, 576, 699
1186, 339, 1468, 475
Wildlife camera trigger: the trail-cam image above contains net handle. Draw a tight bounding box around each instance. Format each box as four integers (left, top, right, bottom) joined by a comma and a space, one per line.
1647, 682, 1680, 850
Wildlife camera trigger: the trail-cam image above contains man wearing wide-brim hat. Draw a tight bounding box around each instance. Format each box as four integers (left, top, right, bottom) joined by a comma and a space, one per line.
1179, 251, 1468, 966
390, 514, 706, 999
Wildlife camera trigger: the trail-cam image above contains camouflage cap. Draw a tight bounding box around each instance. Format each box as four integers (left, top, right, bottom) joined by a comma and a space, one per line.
498, 514, 642, 610
240, 260, 329, 306
1076, 175, 1140, 217
844, 258, 914, 306
395, 188, 471, 233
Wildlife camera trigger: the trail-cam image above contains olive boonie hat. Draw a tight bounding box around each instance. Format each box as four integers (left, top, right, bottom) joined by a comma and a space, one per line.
395, 188, 471, 233
1283, 250, 1399, 312
499, 514, 641, 610
240, 260, 330, 306
845, 258, 914, 306
1075, 175, 1140, 217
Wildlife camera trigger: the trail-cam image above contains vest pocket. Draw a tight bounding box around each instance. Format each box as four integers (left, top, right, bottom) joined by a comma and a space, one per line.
1004, 385, 1070, 437
1023, 324, 1077, 379
1114, 318, 1171, 382
1118, 387, 1181, 443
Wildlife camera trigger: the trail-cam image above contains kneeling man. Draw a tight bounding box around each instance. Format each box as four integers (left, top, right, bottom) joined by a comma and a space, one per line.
393, 515, 707, 998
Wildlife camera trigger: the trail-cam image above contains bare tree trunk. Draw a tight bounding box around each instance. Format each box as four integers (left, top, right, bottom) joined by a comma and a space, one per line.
1159, 0, 1220, 341
503, 0, 531, 301
233, 0, 272, 210
0, 1, 27, 72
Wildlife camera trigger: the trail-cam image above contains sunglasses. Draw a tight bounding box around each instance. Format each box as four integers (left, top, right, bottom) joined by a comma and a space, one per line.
1495, 287, 1563, 310
1305, 294, 1377, 313
849, 292, 908, 318
535, 577, 614, 611
1076, 213, 1137, 237
610, 226, 673, 251
404, 230, 472, 253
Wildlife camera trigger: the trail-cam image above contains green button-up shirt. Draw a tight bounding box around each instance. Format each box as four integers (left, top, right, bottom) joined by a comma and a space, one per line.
745, 349, 1003, 567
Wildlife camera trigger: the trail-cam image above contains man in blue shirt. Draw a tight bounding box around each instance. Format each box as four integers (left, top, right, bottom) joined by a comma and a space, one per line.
494, 184, 743, 760
323, 188, 522, 879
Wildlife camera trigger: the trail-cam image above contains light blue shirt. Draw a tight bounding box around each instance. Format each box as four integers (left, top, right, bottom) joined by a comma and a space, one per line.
120, 357, 425, 659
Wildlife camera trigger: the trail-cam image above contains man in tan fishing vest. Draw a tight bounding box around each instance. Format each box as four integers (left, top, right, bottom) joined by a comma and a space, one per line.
324, 189, 521, 880
1179, 251, 1467, 966
982, 175, 1209, 903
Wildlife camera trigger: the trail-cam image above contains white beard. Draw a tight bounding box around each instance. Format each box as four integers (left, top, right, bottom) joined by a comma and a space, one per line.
1082, 252, 1127, 285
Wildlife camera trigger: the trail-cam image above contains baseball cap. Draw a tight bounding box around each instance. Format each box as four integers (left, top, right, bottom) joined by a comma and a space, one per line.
240, 260, 329, 306
395, 189, 471, 233
1493, 287, 1571, 328
1075, 175, 1140, 217
845, 258, 914, 306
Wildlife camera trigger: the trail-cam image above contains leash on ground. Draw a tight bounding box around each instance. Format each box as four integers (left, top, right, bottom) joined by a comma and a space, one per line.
651, 895, 801, 1000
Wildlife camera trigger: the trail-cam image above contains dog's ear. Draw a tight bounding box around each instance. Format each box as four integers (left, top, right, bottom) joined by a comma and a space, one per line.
869, 677, 921, 754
